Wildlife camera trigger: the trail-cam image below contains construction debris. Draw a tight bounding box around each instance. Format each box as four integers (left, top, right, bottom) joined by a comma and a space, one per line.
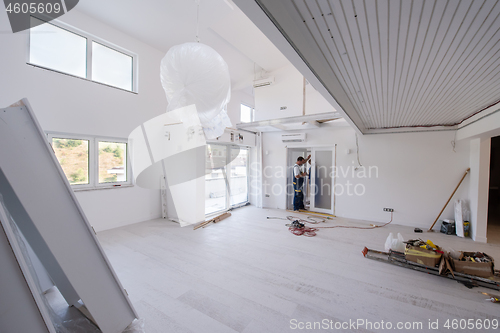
362, 247, 500, 292
449, 251, 494, 278
404, 240, 443, 267
481, 292, 500, 303
193, 212, 231, 230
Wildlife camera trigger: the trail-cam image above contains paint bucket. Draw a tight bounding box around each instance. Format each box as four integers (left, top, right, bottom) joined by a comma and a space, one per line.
463, 221, 470, 237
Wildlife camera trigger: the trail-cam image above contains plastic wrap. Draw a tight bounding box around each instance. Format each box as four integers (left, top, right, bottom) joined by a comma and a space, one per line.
128, 43, 234, 224
160, 42, 232, 139
454, 200, 469, 238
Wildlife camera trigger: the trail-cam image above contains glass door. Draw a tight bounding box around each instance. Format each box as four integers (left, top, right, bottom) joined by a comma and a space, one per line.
310, 147, 335, 214
229, 147, 249, 206
205, 144, 250, 215
205, 144, 228, 215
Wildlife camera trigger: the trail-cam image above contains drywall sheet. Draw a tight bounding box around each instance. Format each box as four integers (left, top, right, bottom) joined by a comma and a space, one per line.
0, 99, 137, 333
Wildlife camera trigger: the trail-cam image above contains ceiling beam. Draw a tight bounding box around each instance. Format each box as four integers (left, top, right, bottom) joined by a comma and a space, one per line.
307, 121, 320, 128
364, 126, 457, 135
236, 112, 340, 131
271, 124, 287, 131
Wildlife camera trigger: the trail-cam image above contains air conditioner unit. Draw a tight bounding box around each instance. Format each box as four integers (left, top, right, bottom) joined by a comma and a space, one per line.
253, 77, 275, 88
281, 133, 306, 143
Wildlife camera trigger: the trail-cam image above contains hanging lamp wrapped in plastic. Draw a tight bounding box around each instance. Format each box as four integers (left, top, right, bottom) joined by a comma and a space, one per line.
160, 42, 232, 139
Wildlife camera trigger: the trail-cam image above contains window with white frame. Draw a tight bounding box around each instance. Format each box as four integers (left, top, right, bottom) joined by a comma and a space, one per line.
51, 137, 90, 185
29, 16, 136, 92
49, 134, 132, 189
98, 141, 127, 184
240, 104, 254, 123
92, 42, 133, 91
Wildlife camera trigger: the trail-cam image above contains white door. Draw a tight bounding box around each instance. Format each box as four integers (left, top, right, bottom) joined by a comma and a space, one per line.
310, 147, 335, 214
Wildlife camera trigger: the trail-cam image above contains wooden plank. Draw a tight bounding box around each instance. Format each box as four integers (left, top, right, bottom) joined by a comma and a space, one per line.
213, 212, 232, 223
193, 220, 213, 230
193, 212, 232, 230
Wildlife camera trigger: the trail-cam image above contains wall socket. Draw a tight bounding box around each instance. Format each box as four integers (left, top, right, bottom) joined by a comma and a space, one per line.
265, 194, 270, 197
383, 208, 394, 212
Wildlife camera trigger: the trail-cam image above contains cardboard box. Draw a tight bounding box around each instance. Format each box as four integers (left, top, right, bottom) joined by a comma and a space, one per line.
405, 245, 442, 267
450, 252, 494, 278
438, 254, 455, 276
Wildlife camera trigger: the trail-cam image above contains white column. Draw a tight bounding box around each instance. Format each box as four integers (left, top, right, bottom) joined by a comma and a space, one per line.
253, 132, 263, 208
469, 138, 491, 242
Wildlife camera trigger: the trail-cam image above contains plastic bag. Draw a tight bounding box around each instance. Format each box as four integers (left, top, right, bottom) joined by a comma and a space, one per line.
385, 232, 405, 252
160, 42, 232, 139
454, 200, 468, 237
384, 233, 393, 252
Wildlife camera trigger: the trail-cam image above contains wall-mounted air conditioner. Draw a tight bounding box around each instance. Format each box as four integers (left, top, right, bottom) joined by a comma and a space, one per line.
253, 77, 275, 88
281, 133, 306, 143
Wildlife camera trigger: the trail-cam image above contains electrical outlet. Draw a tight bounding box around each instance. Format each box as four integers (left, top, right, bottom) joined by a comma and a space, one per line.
265, 194, 270, 197
383, 208, 394, 212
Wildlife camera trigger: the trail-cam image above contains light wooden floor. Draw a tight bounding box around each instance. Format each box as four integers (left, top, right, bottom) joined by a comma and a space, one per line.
97, 206, 500, 333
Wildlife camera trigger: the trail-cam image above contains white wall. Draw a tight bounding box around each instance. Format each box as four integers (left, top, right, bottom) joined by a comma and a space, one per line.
305, 81, 337, 114
227, 89, 255, 125
254, 64, 336, 121
457, 106, 500, 141
261, 126, 471, 229
249, 132, 262, 207
0, 10, 167, 231
456, 105, 500, 242
469, 138, 491, 243
254, 65, 303, 121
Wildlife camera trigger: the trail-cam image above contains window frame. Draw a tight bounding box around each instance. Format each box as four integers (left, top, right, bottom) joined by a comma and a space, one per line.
27, 15, 138, 93
47, 132, 134, 191
95, 138, 130, 188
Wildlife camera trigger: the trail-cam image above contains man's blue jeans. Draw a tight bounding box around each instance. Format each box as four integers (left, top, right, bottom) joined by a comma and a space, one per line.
293, 177, 304, 211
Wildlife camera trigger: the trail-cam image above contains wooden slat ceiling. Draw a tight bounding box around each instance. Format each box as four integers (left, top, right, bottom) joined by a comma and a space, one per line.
238, 0, 500, 133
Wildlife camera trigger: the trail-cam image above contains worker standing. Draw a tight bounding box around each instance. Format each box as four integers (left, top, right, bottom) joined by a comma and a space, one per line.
293, 155, 311, 211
